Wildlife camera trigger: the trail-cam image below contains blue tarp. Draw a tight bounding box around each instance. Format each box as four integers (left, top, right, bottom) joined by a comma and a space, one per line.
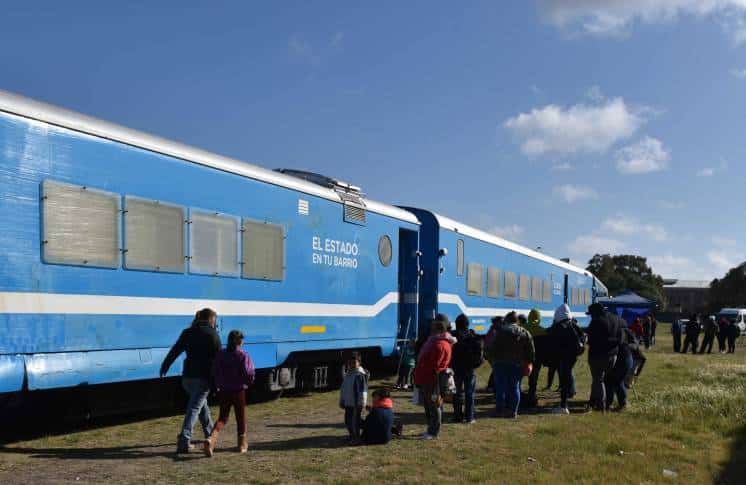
598, 290, 657, 325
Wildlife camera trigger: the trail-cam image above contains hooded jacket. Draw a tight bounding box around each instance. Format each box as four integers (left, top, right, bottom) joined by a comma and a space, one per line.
339, 366, 369, 408
212, 348, 255, 393
587, 310, 622, 359
549, 304, 582, 358
414, 333, 454, 386
486, 323, 535, 366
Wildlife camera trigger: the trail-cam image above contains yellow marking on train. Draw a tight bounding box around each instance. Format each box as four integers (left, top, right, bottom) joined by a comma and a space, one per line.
300, 325, 327, 334
473, 325, 485, 331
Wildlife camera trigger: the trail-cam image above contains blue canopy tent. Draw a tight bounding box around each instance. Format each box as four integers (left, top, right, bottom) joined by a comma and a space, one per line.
598, 290, 658, 325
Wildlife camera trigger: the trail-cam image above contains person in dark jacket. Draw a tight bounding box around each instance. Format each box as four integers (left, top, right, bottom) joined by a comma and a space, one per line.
204, 330, 255, 456
650, 316, 657, 346
642, 315, 652, 349
727, 319, 739, 353
682, 314, 701, 354
339, 351, 369, 444
450, 314, 483, 424
717, 317, 729, 353
361, 388, 395, 445
605, 328, 635, 411
671, 319, 683, 353
699, 316, 719, 354
160, 308, 222, 454
585, 303, 622, 411
549, 304, 583, 413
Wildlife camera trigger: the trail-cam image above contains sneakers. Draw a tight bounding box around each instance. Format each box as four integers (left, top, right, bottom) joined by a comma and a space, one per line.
466, 418, 477, 424
419, 432, 437, 440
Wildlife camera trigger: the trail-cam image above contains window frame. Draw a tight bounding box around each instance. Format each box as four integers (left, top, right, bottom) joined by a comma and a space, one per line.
504, 271, 517, 298
241, 217, 286, 281
378, 234, 393, 267
456, 239, 464, 276
466, 262, 484, 296
519, 274, 530, 301
187, 208, 241, 278
531, 277, 542, 302
123, 195, 186, 274
487, 267, 502, 299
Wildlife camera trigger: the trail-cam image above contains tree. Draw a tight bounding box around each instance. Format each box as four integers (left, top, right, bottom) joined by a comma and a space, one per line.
709, 262, 746, 312
586, 254, 666, 306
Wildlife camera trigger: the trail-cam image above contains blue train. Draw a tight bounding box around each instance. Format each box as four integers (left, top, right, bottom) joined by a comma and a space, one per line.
0, 90, 608, 406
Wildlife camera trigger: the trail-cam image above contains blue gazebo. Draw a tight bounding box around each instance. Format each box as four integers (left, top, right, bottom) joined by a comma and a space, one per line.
598, 290, 658, 325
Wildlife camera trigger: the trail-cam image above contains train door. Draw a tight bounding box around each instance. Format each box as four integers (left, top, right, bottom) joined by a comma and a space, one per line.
397, 228, 419, 342
563, 274, 569, 304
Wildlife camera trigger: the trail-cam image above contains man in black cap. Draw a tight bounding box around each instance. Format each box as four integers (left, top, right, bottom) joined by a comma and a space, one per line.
585, 303, 622, 411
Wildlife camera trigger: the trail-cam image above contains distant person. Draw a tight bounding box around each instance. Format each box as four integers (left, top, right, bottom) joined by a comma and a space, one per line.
339, 351, 369, 445
395, 340, 416, 390
682, 314, 701, 354
650, 315, 658, 346
642, 315, 652, 349
450, 314, 483, 424
671, 318, 683, 353
361, 388, 396, 445
727, 319, 739, 354
485, 311, 535, 419
585, 303, 622, 412
413, 314, 454, 440
204, 330, 255, 456
630, 317, 644, 340
699, 316, 719, 354
548, 304, 585, 414
717, 317, 729, 353
160, 308, 222, 454
483, 316, 503, 393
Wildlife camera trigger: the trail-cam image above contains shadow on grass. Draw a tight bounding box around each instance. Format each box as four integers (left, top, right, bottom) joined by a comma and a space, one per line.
0, 443, 192, 462
717, 424, 746, 485
250, 435, 350, 451
266, 422, 345, 430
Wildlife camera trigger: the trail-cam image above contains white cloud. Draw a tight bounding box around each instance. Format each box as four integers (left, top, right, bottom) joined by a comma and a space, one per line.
538, 0, 746, 44
551, 162, 574, 171
602, 214, 668, 241
712, 236, 737, 247
697, 167, 715, 176
490, 224, 526, 241
731, 68, 746, 78
707, 250, 741, 273
648, 253, 693, 277
586, 85, 605, 101
504, 97, 645, 157
553, 184, 599, 203
569, 235, 626, 256
658, 199, 685, 209
614, 136, 670, 174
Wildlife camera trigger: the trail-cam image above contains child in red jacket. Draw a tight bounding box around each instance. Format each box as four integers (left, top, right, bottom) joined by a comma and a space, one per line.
414, 314, 454, 440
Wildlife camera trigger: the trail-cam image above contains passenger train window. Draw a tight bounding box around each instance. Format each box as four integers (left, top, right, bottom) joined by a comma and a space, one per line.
543, 280, 552, 303
504, 272, 517, 298
124, 196, 185, 273
519, 275, 530, 301
466, 263, 484, 296
41, 180, 120, 269
189, 210, 240, 277
242, 219, 285, 281
456, 239, 464, 276
487, 267, 501, 298
531, 277, 541, 302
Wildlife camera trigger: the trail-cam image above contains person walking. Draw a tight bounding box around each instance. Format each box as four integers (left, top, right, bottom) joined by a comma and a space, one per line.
699, 316, 719, 354
160, 308, 222, 454
642, 315, 652, 349
630, 318, 644, 340
485, 311, 535, 419
650, 315, 658, 346
450, 314, 483, 424
671, 318, 683, 353
204, 330, 255, 456
548, 304, 584, 414
605, 327, 635, 412
413, 314, 454, 440
717, 317, 729, 353
585, 303, 622, 412
727, 319, 739, 353
682, 314, 701, 354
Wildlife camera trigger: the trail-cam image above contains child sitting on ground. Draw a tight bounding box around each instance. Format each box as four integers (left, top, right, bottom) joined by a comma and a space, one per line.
339, 351, 369, 445
204, 330, 255, 457
361, 388, 399, 445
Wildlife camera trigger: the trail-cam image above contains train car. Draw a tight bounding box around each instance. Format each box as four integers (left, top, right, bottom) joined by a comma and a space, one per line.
403, 208, 607, 337
0, 91, 421, 406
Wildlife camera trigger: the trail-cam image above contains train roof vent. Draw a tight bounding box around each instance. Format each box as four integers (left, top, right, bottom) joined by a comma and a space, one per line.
275, 168, 366, 225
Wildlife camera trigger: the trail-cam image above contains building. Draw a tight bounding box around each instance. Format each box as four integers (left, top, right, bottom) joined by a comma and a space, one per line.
663, 279, 710, 315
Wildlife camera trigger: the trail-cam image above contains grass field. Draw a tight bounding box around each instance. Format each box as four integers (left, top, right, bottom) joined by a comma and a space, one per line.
1, 330, 745, 484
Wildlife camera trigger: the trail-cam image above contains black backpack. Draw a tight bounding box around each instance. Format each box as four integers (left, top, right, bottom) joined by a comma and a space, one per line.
464, 332, 484, 369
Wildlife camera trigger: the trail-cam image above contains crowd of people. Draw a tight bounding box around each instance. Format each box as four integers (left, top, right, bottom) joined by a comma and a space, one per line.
672, 314, 740, 354
161, 302, 740, 453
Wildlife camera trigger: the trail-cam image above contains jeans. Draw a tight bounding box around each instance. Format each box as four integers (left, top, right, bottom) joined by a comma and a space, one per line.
344, 406, 362, 439
718, 333, 726, 352
213, 390, 247, 437
558, 356, 577, 408
179, 377, 213, 449
673, 332, 682, 353
493, 362, 522, 417
589, 356, 616, 410
453, 370, 476, 421
546, 367, 556, 389
727, 333, 737, 353
605, 354, 633, 409
421, 384, 442, 436
700, 332, 716, 354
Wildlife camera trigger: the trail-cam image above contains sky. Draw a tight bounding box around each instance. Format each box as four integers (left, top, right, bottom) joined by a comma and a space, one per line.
1, 0, 745, 281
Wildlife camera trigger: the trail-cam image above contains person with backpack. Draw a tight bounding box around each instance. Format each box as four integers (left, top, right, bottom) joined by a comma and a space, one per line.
204, 330, 255, 456
586, 303, 622, 412
485, 311, 535, 419
413, 314, 454, 440
449, 314, 483, 424
548, 304, 584, 414
160, 308, 222, 454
